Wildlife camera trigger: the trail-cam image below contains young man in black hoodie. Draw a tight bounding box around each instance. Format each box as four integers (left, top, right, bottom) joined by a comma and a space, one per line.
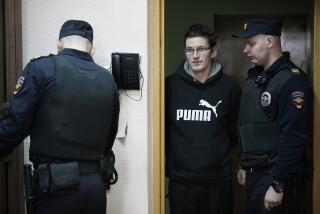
165, 23, 241, 214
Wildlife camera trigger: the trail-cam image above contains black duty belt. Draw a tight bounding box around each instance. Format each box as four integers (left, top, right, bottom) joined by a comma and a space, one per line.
78, 161, 100, 174
34, 160, 100, 174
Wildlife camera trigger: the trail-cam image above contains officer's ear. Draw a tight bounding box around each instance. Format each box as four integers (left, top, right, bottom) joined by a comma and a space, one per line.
57, 40, 63, 52
90, 46, 96, 56
266, 36, 274, 48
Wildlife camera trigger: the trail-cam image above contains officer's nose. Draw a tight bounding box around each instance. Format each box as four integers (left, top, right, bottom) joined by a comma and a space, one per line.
243, 46, 249, 54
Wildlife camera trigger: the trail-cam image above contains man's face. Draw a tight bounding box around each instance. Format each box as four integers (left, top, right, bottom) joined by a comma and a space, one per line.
243, 34, 269, 67
185, 37, 216, 74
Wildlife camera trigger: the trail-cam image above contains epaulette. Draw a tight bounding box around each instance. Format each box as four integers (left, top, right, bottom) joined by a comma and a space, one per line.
30, 54, 54, 62
291, 68, 301, 74
278, 63, 304, 76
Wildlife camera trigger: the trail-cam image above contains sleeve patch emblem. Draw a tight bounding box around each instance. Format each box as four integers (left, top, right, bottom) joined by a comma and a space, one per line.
292, 91, 305, 109
13, 76, 25, 95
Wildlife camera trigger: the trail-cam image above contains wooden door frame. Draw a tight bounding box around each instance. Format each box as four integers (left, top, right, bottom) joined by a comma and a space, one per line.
151, 0, 320, 213
313, 0, 320, 213
1, 0, 23, 213
150, 0, 165, 213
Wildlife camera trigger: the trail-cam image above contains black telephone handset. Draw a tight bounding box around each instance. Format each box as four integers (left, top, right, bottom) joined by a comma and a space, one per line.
111, 54, 121, 89
111, 53, 140, 90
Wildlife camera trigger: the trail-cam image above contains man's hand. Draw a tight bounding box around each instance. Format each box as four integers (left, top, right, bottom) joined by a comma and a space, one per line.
237, 168, 246, 185
264, 186, 283, 210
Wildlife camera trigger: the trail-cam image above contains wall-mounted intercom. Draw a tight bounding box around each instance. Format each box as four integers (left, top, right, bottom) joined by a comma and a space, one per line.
111, 53, 140, 90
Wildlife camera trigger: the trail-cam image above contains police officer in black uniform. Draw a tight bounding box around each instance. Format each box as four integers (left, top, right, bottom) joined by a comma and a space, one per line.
0, 19, 119, 214
233, 19, 312, 214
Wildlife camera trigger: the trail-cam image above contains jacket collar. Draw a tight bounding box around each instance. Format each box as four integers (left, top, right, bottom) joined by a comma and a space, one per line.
58, 48, 93, 62
177, 59, 223, 85
265, 51, 290, 73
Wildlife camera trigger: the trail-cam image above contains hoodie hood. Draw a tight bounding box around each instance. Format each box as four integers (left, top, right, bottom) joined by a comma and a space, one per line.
176, 59, 223, 85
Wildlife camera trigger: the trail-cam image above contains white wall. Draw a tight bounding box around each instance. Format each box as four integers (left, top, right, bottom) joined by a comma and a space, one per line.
22, 0, 150, 213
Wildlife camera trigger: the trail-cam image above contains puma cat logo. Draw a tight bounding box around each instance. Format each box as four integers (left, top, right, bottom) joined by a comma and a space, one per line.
199, 99, 222, 117
176, 99, 222, 121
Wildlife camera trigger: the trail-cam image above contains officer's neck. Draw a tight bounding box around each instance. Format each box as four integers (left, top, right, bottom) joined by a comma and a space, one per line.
61, 45, 91, 54
263, 51, 283, 70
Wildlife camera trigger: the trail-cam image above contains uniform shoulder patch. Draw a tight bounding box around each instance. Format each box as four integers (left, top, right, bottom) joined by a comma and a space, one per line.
30, 54, 54, 62
292, 91, 305, 109
13, 76, 25, 95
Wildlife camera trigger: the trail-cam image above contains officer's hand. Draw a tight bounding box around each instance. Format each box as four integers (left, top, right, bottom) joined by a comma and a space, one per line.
237, 168, 246, 185
264, 186, 283, 210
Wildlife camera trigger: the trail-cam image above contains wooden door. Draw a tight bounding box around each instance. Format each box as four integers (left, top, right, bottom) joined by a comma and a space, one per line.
0, 0, 23, 213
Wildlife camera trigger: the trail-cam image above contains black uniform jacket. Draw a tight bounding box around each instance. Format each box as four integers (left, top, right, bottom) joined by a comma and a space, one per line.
239, 52, 312, 183
0, 48, 119, 163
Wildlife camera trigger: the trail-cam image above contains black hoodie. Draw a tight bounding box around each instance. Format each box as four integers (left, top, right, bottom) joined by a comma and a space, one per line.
165, 60, 241, 182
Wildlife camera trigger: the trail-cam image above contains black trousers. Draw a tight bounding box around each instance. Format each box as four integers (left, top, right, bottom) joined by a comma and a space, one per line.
35, 173, 106, 214
246, 171, 304, 214
168, 179, 233, 214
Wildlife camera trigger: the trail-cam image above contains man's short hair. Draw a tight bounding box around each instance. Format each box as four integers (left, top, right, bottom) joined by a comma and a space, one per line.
184, 23, 217, 48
